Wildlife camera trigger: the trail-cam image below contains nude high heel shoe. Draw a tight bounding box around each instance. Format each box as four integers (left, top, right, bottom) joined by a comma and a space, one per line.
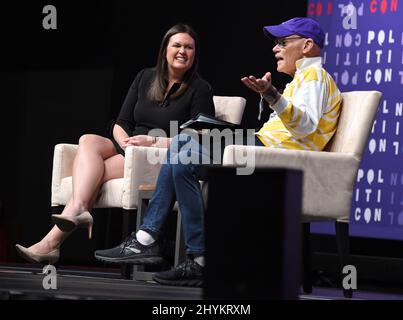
15, 244, 60, 265
51, 211, 93, 239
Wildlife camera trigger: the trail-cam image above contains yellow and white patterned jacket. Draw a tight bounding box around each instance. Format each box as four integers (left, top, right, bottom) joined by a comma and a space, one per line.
256, 57, 342, 151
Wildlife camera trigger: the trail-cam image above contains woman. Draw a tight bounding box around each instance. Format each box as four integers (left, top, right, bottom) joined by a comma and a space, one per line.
15, 23, 215, 264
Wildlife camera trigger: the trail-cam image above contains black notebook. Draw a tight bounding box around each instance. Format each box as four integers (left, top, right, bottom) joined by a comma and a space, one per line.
180, 113, 239, 131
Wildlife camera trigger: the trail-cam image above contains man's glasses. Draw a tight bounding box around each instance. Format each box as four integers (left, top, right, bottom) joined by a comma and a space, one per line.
274, 36, 305, 48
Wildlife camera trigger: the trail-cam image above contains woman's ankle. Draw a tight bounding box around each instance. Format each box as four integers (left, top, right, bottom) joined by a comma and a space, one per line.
62, 205, 88, 217
37, 238, 60, 252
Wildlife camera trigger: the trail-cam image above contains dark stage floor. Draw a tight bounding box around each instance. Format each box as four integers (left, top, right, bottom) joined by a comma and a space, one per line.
0, 264, 402, 300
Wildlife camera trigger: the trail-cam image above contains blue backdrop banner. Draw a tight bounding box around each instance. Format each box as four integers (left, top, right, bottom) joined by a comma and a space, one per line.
307, 0, 403, 240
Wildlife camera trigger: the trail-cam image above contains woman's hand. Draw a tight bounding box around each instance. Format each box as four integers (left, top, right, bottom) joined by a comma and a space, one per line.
123, 135, 153, 147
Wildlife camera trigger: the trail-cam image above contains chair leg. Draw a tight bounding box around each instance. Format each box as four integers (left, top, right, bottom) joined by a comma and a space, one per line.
335, 221, 353, 298
301, 222, 312, 294
132, 190, 156, 281
120, 208, 136, 280
121, 209, 136, 238
174, 210, 186, 267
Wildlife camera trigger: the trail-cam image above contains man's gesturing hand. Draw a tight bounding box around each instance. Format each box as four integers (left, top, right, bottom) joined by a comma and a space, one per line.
241, 72, 273, 94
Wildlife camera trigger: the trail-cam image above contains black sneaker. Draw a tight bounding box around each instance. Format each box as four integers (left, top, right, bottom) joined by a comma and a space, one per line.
94, 232, 164, 265
152, 257, 204, 287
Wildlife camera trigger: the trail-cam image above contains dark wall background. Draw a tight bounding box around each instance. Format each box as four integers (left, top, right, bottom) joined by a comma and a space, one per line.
0, 1, 309, 265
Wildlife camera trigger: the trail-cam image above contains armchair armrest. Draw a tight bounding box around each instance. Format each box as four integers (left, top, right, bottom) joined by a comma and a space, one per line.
122, 146, 168, 209
223, 145, 360, 221
51, 144, 78, 206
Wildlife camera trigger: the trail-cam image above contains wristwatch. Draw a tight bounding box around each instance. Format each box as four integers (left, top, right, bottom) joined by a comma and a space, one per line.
262, 86, 280, 105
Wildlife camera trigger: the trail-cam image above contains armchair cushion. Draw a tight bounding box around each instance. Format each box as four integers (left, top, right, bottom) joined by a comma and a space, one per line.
325, 91, 381, 157
213, 96, 246, 125
223, 145, 359, 222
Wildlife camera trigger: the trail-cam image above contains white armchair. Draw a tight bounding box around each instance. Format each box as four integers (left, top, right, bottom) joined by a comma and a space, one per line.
222, 91, 382, 297
51, 144, 165, 210
50, 95, 245, 278
51, 95, 246, 212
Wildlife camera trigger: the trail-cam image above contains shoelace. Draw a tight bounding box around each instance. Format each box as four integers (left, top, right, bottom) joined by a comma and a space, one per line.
177, 258, 195, 277
120, 232, 137, 253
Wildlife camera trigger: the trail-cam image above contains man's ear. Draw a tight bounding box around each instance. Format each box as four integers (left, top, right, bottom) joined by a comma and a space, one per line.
302, 38, 314, 54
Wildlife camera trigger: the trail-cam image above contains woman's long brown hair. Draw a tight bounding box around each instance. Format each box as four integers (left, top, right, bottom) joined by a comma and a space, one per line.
148, 23, 200, 102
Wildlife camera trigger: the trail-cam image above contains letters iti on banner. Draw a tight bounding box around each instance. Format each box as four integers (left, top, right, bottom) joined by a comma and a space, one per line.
307, 0, 403, 240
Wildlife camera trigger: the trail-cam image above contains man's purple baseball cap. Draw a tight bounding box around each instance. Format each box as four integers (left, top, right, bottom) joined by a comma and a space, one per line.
263, 17, 325, 48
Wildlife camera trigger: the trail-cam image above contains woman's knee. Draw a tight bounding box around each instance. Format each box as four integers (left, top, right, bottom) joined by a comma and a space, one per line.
78, 134, 102, 147
78, 134, 113, 155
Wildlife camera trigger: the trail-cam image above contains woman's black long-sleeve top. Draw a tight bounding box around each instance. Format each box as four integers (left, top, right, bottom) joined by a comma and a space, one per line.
115, 68, 215, 138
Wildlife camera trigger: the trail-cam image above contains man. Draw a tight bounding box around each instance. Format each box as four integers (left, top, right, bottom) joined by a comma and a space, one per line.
243, 17, 341, 151
94, 17, 341, 287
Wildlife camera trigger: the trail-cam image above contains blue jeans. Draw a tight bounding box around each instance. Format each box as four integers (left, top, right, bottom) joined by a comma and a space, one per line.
140, 133, 264, 255
140, 134, 212, 255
